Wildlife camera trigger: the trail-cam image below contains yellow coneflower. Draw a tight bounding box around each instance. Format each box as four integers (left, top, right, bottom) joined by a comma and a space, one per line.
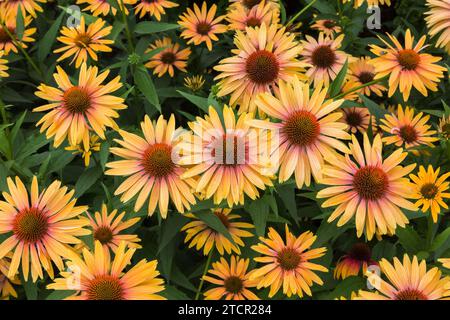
181, 208, 254, 256
316, 134, 417, 240
145, 37, 191, 78
184, 75, 205, 92
134, 0, 178, 21
0, 254, 19, 299
54, 17, 113, 68
105, 115, 197, 218
226, 1, 279, 31
229, 0, 280, 10
347, 57, 387, 97
300, 33, 348, 86
342, 0, 391, 7
0, 50, 8, 78
334, 243, 378, 280
178, 105, 274, 207
410, 165, 450, 223
380, 105, 439, 149
0, 0, 47, 18
0, 176, 90, 282
356, 255, 450, 300
250, 225, 328, 298
311, 19, 342, 37
34, 63, 126, 149
425, 0, 450, 53
47, 241, 166, 300
370, 29, 446, 101
203, 256, 259, 300
0, 12, 36, 54
178, 2, 227, 51
214, 23, 307, 114
438, 115, 450, 140
87, 204, 141, 253
65, 134, 101, 167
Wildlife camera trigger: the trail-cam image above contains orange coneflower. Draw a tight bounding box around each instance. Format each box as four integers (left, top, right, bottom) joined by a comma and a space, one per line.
226, 1, 279, 31
0, 12, 36, 54
425, 0, 450, 53
0, 0, 47, 18
0, 176, 90, 282
178, 2, 227, 51
203, 256, 259, 300
178, 105, 274, 207
346, 57, 387, 97
380, 105, 439, 149
339, 107, 373, 134
54, 17, 113, 68
134, 0, 178, 21
106, 115, 197, 218
145, 37, 191, 78
34, 63, 126, 149
87, 204, 141, 253
410, 165, 450, 223
300, 33, 348, 86
47, 241, 166, 300
0, 50, 8, 78
214, 23, 307, 114
65, 133, 101, 167
316, 134, 418, 240
334, 243, 378, 280
76, 0, 136, 17
311, 19, 342, 37
184, 75, 205, 92
439, 115, 450, 140
356, 255, 450, 300
342, 0, 392, 7
0, 254, 18, 299
252, 77, 351, 189
370, 29, 446, 101
250, 225, 328, 298
229, 0, 280, 10
181, 208, 254, 256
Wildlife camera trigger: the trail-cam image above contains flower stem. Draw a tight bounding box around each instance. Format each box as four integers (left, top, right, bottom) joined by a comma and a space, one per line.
194, 249, 213, 300
116, 0, 134, 53
332, 76, 388, 100
0, 20, 43, 80
286, 0, 319, 28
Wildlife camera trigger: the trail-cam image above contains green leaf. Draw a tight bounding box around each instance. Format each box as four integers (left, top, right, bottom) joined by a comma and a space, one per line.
193, 210, 235, 244
134, 65, 161, 112
15, 6, 25, 40
10, 111, 27, 146
134, 22, 180, 34
396, 226, 424, 254
360, 94, 388, 120
158, 214, 188, 254
326, 276, 365, 299
430, 227, 450, 252
74, 166, 103, 197
277, 184, 298, 225
45, 290, 75, 300
329, 59, 348, 98
177, 90, 209, 113
20, 274, 38, 300
372, 240, 396, 261
245, 197, 270, 237
38, 11, 65, 61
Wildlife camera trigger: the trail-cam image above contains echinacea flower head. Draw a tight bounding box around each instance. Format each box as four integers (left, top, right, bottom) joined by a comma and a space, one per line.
252, 78, 351, 188
229, 0, 280, 10
179, 105, 274, 207
0, 50, 8, 78
184, 75, 205, 92
250, 225, 328, 298
334, 242, 378, 279
34, 63, 126, 149
106, 115, 197, 218
409, 165, 450, 223
0, 12, 36, 54
0, 254, 19, 299
370, 29, 446, 101
54, 17, 113, 68
439, 115, 450, 140
226, 1, 279, 31
0, 0, 46, 18
439, 258, 450, 269
300, 33, 348, 86
181, 208, 254, 256
76, 0, 136, 17
47, 241, 166, 300
340, 107, 373, 134
380, 105, 439, 149
347, 57, 387, 97
0, 176, 90, 282
134, 0, 178, 20
87, 204, 141, 253
214, 23, 307, 114
178, 2, 227, 51
317, 134, 418, 240
425, 0, 450, 53
145, 37, 191, 78
342, 0, 391, 7
65, 133, 101, 167
311, 19, 342, 37
203, 256, 259, 300
356, 255, 450, 300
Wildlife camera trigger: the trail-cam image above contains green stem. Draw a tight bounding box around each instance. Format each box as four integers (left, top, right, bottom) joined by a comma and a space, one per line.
426, 214, 438, 247
286, 0, 319, 28
194, 249, 213, 300
117, 0, 134, 53
0, 21, 43, 79
333, 76, 388, 100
